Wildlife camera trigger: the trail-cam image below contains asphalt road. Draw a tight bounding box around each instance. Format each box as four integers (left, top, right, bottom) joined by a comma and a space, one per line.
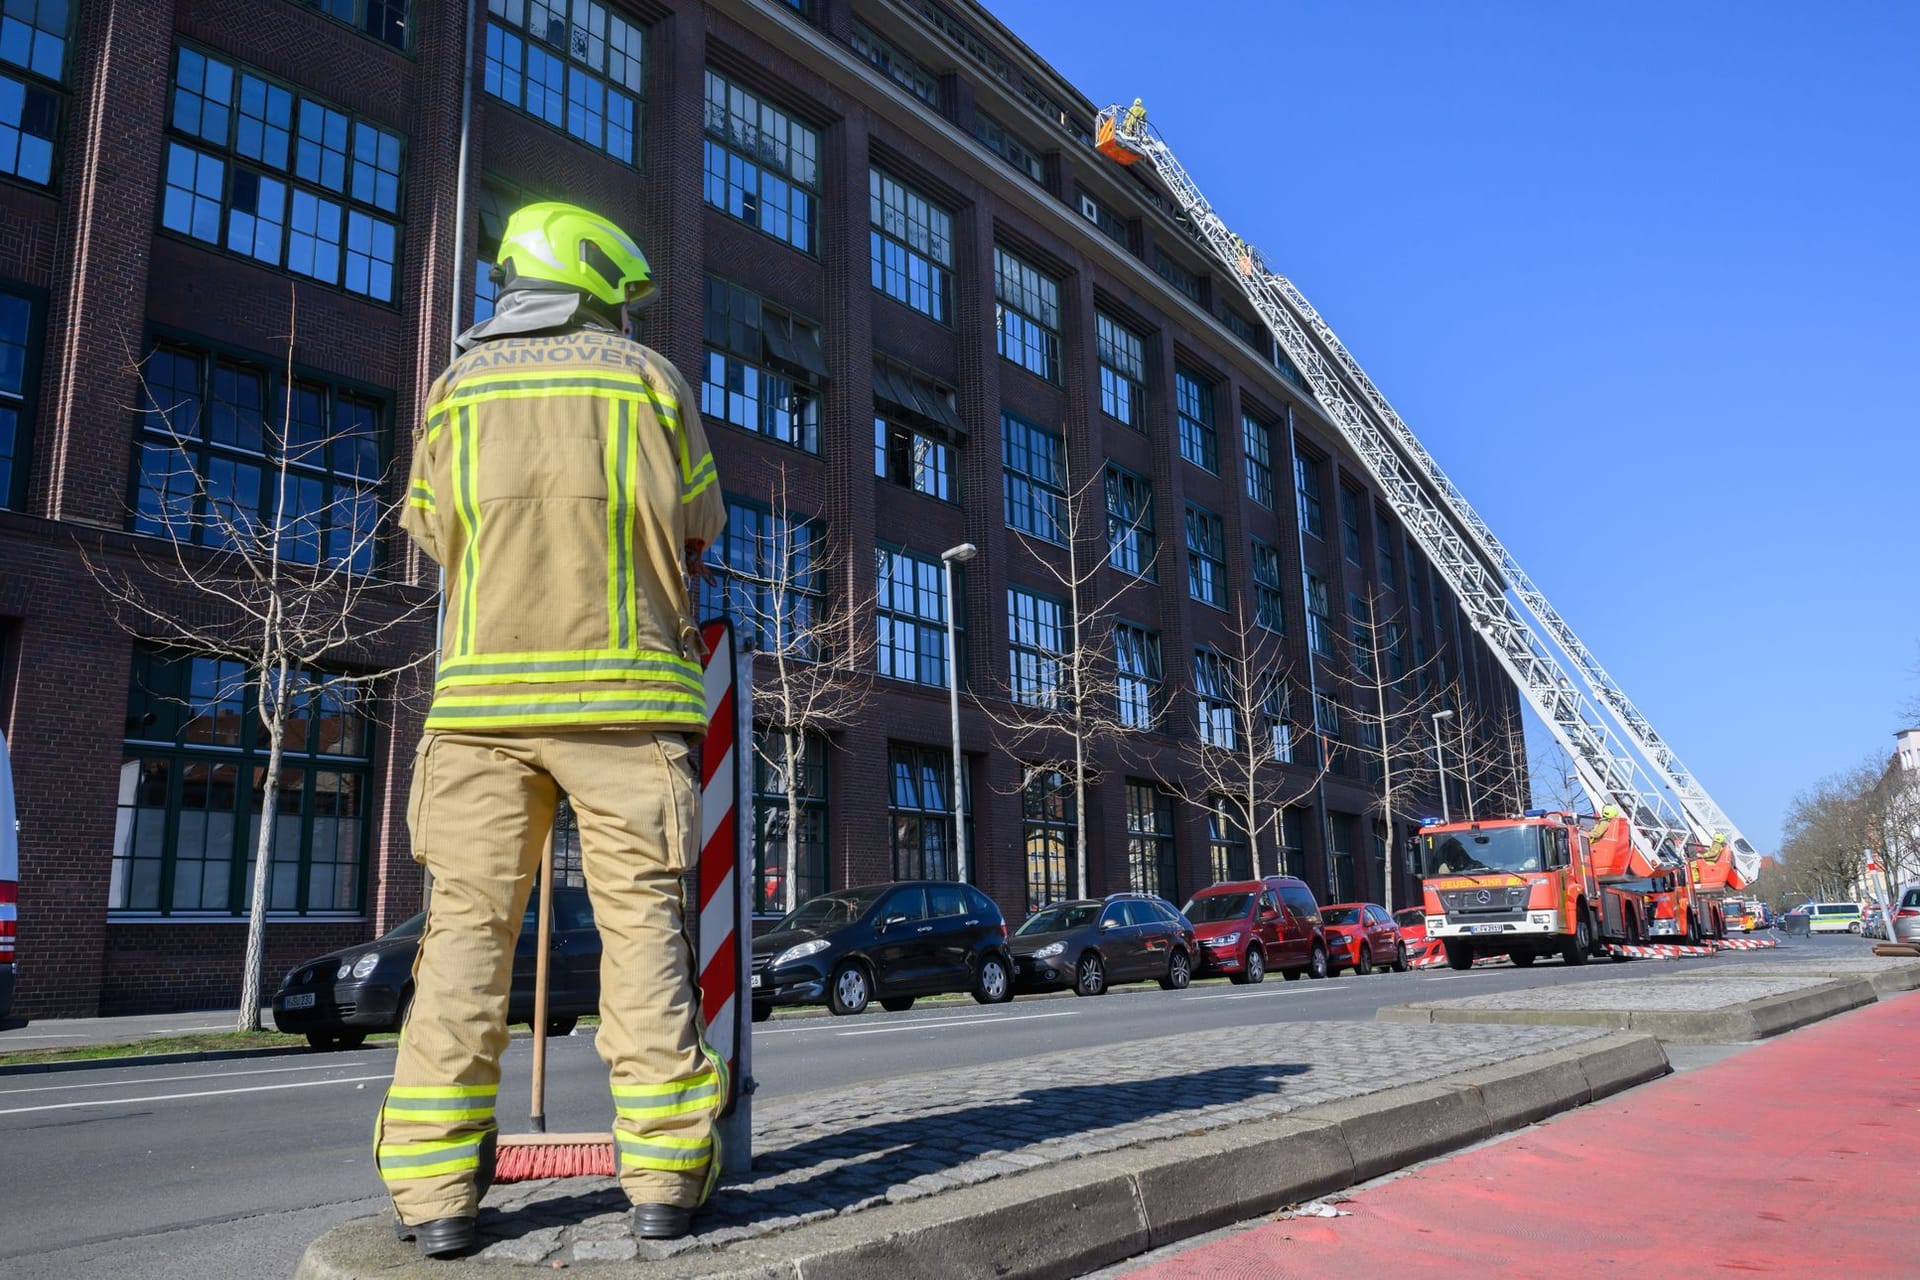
0, 932, 1867, 1279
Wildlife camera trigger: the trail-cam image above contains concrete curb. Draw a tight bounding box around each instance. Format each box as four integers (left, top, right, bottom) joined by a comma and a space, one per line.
296, 1031, 1668, 1279
1376, 977, 1877, 1044
1679, 962, 1920, 998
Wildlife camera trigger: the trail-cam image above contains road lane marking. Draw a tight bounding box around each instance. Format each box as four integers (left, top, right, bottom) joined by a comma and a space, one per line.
1186, 986, 1335, 1001
836, 1010, 1077, 1037
0, 1073, 393, 1117
0, 1061, 379, 1097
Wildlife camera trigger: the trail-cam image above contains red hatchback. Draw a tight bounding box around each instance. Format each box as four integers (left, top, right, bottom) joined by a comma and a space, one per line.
1395, 907, 1444, 966
1319, 903, 1409, 974
1183, 877, 1331, 982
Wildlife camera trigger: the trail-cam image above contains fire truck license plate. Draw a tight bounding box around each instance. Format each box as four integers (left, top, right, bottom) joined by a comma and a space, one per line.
1469, 925, 1504, 934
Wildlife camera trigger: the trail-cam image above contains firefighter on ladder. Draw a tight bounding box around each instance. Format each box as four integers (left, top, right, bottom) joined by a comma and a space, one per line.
375, 202, 727, 1259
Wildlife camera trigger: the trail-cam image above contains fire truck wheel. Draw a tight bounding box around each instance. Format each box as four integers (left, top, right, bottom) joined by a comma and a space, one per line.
1562, 913, 1592, 966
1509, 952, 1536, 967
1444, 940, 1475, 971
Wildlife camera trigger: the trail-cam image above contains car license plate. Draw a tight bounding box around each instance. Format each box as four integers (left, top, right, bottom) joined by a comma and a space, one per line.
750, 974, 763, 990
283, 992, 316, 1009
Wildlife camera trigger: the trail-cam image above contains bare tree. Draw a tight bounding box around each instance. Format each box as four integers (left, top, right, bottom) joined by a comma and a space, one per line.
1530, 740, 1587, 814
1179, 597, 1329, 883
977, 449, 1157, 902
1319, 589, 1446, 912
705, 466, 876, 913
1865, 754, 1920, 895
84, 291, 435, 1031
1776, 767, 1872, 904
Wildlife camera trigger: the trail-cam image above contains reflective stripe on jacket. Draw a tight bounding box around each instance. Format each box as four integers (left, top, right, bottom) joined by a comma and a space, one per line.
403, 326, 725, 733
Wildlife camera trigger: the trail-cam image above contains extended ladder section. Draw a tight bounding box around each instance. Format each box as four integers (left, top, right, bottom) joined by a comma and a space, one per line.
1095, 105, 1756, 878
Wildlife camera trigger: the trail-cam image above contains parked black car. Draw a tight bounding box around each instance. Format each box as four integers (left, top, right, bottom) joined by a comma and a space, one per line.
751, 881, 1013, 1018
271, 888, 603, 1049
1010, 893, 1198, 996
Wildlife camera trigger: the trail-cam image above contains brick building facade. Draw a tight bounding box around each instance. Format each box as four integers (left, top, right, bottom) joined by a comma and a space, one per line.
0, 0, 1521, 1017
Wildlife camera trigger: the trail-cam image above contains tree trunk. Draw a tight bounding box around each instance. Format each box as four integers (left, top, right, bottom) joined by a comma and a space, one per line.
237, 661, 289, 1033
784, 728, 802, 913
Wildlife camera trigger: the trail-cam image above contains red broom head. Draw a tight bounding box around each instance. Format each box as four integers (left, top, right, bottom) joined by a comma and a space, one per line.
493, 1135, 617, 1183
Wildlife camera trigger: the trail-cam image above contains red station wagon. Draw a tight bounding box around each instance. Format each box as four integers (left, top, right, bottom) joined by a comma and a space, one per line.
1183, 876, 1331, 983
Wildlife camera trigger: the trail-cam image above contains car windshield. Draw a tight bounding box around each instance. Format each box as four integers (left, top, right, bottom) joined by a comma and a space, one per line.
1395, 909, 1425, 928
1017, 904, 1099, 935
1322, 907, 1361, 925
1184, 892, 1253, 923
769, 892, 879, 933
381, 913, 427, 940
1419, 825, 1553, 877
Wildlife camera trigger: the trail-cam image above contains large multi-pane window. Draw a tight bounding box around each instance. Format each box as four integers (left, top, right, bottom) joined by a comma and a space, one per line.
483, 0, 643, 166
1174, 366, 1216, 471
1305, 571, 1334, 657
1207, 798, 1250, 882
1295, 452, 1325, 539
877, 546, 956, 686
1096, 313, 1144, 428
133, 340, 385, 572
699, 495, 820, 656
875, 417, 953, 500
1002, 413, 1065, 543
852, 20, 939, 108
1349, 592, 1374, 676
1155, 248, 1201, 303
975, 113, 1043, 183
1243, 414, 1274, 507
1408, 552, 1426, 615
993, 247, 1060, 381
870, 169, 952, 321
1007, 586, 1065, 708
1185, 504, 1226, 609
301, 0, 410, 48
0, 0, 66, 186
164, 47, 403, 301
1263, 678, 1292, 763
1193, 647, 1234, 749
1114, 622, 1163, 730
1104, 465, 1155, 578
1252, 540, 1284, 632
751, 727, 827, 914
703, 69, 819, 253
889, 743, 960, 880
1340, 486, 1365, 566
114, 648, 373, 917
0, 288, 34, 509
1414, 637, 1432, 695
1376, 511, 1397, 590
700, 275, 825, 453
1126, 783, 1177, 902
1022, 767, 1074, 912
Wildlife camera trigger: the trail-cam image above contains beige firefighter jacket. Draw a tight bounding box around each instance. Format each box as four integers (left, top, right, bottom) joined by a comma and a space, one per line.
402, 324, 724, 733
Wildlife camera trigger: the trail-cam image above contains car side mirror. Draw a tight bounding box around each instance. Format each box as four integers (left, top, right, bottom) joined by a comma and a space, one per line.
1260, 908, 1280, 921
1100, 919, 1118, 930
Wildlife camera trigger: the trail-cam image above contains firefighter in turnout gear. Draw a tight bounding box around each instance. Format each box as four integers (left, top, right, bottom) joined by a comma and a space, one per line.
377, 202, 727, 1259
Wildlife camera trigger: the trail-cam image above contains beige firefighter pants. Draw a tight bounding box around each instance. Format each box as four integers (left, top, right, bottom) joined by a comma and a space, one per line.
375, 728, 722, 1224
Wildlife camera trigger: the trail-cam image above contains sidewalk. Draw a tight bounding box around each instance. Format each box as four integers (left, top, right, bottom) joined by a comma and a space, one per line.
1123, 990, 1920, 1279
0, 1007, 273, 1046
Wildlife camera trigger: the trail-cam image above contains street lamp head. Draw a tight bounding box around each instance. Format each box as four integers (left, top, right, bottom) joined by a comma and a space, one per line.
1432, 709, 1455, 722
942, 542, 979, 564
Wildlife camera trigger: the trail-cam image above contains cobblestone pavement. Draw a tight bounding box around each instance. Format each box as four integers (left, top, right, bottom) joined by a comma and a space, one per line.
1401, 975, 1830, 1013
463, 1020, 1610, 1266
1695, 958, 1920, 975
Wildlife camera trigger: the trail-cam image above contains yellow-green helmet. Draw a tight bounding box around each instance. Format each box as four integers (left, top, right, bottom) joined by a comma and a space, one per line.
495, 201, 653, 306
1601, 805, 1620, 819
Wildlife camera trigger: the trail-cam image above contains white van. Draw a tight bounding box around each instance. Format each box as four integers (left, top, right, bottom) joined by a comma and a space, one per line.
1806, 901, 1862, 934
0, 730, 16, 1020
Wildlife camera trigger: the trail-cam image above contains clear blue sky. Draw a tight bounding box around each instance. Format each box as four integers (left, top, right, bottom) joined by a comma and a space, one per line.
984, 0, 1919, 851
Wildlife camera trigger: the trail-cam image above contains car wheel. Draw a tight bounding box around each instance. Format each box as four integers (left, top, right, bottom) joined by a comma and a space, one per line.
880, 997, 915, 1013
1509, 951, 1536, 967
1159, 949, 1192, 990
972, 954, 1014, 1004
1354, 946, 1373, 976
545, 1015, 578, 1037
1393, 942, 1410, 973
828, 962, 871, 1016
1307, 945, 1329, 980
306, 1031, 366, 1052
1074, 952, 1107, 997
751, 1003, 772, 1023
1244, 947, 1266, 984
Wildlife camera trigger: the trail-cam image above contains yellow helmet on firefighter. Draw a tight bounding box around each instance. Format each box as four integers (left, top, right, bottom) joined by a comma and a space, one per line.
495, 202, 653, 307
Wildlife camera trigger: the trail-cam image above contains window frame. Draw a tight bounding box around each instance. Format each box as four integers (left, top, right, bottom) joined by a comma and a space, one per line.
1184, 502, 1227, 610
702, 67, 821, 255
1192, 646, 1235, 750
1095, 312, 1145, 429
1103, 463, 1156, 580
482, 0, 645, 168
1114, 620, 1164, 731
1305, 571, 1335, 657
1006, 583, 1067, 709
1294, 451, 1325, 540
869, 167, 953, 322
1125, 782, 1177, 902
876, 543, 959, 688
1174, 366, 1217, 472
1251, 539, 1285, 633
1021, 765, 1075, 913
993, 246, 1062, 383
875, 415, 955, 501
1242, 413, 1274, 507
888, 741, 967, 880
0, 280, 45, 511
699, 493, 823, 657
749, 725, 829, 915
299, 0, 411, 51
1001, 411, 1066, 545
700, 274, 824, 454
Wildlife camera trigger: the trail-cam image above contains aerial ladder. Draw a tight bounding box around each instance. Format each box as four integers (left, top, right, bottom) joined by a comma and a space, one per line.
1095, 102, 1759, 881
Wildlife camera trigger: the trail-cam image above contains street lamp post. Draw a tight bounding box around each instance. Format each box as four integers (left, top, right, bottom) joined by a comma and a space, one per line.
941, 543, 978, 883
1431, 709, 1455, 824
1456, 713, 1474, 821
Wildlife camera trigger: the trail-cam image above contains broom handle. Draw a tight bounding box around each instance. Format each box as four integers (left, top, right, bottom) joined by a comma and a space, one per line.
529, 826, 554, 1134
